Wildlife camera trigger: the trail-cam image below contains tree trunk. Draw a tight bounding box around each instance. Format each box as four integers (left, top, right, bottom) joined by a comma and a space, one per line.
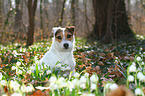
26, 0, 38, 47
90, 0, 134, 43
59, 0, 66, 26
15, 0, 22, 31
40, 0, 44, 38
71, 0, 75, 26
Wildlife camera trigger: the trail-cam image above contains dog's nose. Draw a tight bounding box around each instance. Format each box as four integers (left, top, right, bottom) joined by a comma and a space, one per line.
63, 43, 69, 49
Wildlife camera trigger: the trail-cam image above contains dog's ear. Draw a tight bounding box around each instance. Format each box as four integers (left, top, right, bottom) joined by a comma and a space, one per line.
52, 27, 60, 35
66, 26, 75, 34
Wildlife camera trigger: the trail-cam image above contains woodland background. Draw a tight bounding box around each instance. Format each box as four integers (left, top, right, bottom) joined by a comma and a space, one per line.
0, 0, 145, 46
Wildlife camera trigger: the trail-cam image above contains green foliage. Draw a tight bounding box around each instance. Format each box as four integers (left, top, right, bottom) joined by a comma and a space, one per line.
0, 35, 145, 96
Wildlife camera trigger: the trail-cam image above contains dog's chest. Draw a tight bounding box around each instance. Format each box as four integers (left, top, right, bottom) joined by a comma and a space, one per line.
53, 51, 73, 64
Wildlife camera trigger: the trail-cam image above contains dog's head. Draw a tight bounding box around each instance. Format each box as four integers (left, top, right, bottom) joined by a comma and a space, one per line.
52, 26, 75, 52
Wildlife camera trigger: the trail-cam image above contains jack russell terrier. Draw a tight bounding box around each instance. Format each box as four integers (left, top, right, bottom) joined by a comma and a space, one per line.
40, 26, 76, 75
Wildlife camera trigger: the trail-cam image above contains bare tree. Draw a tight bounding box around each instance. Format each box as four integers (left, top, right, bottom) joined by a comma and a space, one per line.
26, 0, 38, 47
59, 0, 66, 26
71, 0, 75, 26
89, 0, 134, 43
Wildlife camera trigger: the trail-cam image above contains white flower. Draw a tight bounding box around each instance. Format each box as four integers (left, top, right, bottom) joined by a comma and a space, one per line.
12, 66, 17, 70
16, 69, 23, 75
128, 75, 134, 82
0, 80, 7, 86
63, 74, 67, 77
74, 72, 80, 78
91, 83, 96, 90
67, 81, 75, 92
0, 73, 3, 80
72, 79, 80, 86
61, 67, 65, 71
16, 61, 21, 66
80, 83, 86, 89
88, 93, 95, 96
11, 93, 22, 96
56, 63, 61, 68
84, 72, 89, 77
49, 76, 57, 83
90, 74, 98, 83
46, 70, 51, 74
21, 85, 27, 92
26, 84, 34, 92
105, 83, 111, 88
109, 83, 118, 91
128, 64, 136, 72
10, 80, 20, 91
2, 94, 7, 96
136, 56, 142, 61
135, 88, 143, 95
132, 62, 136, 65
65, 66, 70, 70
80, 76, 87, 83
35, 86, 49, 91
141, 61, 144, 65
137, 72, 145, 81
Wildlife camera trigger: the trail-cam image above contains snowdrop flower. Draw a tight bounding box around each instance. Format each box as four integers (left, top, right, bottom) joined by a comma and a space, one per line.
128, 64, 136, 72
16, 69, 23, 75
26, 84, 34, 92
16, 61, 21, 66
35, 86, 49, 91
72, 79, 80, 86
84, 72, 89, 77
10, 80, 20, 91
136, 56, 142, 61
80, 83, 86, 89
88, 93, 95, 96
137, 72, 145, 81
12, 66, 17, 70
67, 81, 75, 92
0, 80, 7, 86
91, 83, 96, 90
135, 88, 143, 95
90, 74, 98, 83
0, 73, 2, 80
49, 76, 57, 83
21, 85, 27, 92
61, 67, 65, 71
80, 76, 87, 83
56, 63, 61, 68
105, 83, 111, 88
141, 61, 144, 65
109, 83, 118, 91
11, 93, 22, 96
74, 72, 80, 78
127, 75, 134, 82
132, 62, 136, 65
65, 66, 70, 70
46, 70, 51, 74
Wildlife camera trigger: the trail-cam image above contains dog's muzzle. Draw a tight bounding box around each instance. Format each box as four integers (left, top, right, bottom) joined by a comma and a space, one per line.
63, 43, 69, 49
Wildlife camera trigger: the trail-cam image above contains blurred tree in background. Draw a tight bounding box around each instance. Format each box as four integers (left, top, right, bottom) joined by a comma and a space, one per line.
0, 0, 145, 45
89, 0, 134, 43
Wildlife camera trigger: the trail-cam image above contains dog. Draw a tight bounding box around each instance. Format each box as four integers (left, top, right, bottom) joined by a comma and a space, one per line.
39, 26, 76, 75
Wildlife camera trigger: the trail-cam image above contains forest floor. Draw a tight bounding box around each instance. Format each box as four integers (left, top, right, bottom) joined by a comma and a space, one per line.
0, 34, 145, 96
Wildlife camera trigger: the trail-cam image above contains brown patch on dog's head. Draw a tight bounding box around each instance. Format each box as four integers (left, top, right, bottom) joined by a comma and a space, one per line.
65, 26, 75, 41
66, 26, 75, 34
55, 29, 63, 43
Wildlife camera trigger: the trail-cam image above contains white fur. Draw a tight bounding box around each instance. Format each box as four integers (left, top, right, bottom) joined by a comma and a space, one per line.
39, 27, 75, 74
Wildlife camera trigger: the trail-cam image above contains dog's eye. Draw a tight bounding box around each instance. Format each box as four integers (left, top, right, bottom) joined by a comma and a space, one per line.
57, 36, 62, 40
67, 35, 72, 38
